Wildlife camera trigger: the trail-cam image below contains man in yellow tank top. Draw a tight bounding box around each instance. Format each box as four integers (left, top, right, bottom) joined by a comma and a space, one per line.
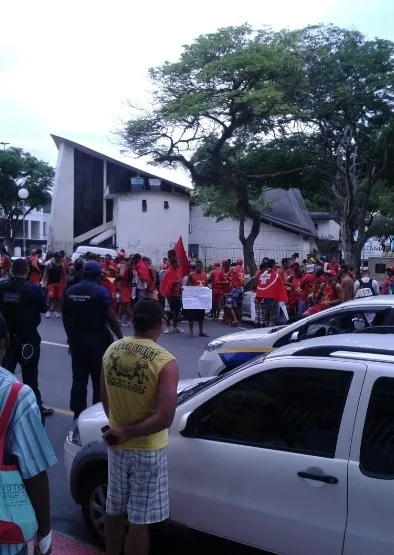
101, 298, 179, 555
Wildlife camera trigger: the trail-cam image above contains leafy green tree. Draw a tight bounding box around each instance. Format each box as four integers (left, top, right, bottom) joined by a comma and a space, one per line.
119, 25, 305, 272
366, 215, 394, 252
0, 147, 53, 253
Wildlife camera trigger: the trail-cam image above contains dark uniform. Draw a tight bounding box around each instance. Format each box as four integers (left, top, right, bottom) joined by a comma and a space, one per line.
0, 276, 47, 419
63, 277, 114, 419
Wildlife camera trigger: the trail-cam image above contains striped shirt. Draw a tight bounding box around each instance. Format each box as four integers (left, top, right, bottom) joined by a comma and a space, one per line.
0, 368, 57, 555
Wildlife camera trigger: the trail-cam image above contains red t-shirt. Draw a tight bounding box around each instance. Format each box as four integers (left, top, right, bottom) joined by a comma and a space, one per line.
222, 270, 232, 294
288, 276, 303, 306
232, 265, 245, 288
300, 274, 324, 301
327, 262, 339, 274
211, 268, 224, 293
101, 262, 118, 286
190, 271, 207, 287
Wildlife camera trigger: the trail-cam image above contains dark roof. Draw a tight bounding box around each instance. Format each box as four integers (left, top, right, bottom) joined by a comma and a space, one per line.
309, 211, 332, 221
262, 189, 318, 238
51, 134, 190, 194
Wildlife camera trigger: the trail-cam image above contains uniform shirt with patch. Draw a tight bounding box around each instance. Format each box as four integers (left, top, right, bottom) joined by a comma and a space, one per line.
103, 338, 175, 451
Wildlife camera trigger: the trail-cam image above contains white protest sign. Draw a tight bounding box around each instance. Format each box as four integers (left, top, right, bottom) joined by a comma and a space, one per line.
182, 286, 212, 310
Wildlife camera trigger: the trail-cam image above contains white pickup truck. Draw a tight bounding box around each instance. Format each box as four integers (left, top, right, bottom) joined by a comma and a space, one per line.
65, 332, 394, 555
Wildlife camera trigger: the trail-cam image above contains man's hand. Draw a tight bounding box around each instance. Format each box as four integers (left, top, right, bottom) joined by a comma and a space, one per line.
102, 426, 128, 445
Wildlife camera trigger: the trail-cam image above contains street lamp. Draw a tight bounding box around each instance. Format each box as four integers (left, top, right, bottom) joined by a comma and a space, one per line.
18, 188, 29, 257
0, 142, 10, 151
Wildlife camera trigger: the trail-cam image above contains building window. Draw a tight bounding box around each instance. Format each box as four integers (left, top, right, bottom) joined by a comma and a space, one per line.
189, 223, 193, 234
31, 221, 40, 240
142, 200, 147, 212
74, 150, 104, 237
106, 199, 113, 222
164, 201, 169, 209
42, 222, 47, 237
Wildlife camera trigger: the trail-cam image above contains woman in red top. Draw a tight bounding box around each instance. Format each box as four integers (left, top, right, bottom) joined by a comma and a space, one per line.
186, 260, 209, 337
286, 265, 303, 318
210, 262, 224, 320
101, 255, 118, 311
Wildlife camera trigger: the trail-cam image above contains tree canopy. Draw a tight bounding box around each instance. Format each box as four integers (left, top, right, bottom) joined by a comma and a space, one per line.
0, 147, 53, 251
119, 23, 394, 270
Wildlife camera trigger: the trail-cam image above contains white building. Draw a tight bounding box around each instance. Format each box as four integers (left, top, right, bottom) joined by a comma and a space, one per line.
4, 206, 50, 257
49, 136, 319, 266
49, 135, 190, 265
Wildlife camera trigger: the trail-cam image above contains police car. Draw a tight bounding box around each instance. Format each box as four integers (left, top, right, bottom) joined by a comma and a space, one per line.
198, 296, 394, 377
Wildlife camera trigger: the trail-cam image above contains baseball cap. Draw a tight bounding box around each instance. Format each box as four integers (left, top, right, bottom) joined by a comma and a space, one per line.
325, 269, 336, 276
84, 261, 103, 275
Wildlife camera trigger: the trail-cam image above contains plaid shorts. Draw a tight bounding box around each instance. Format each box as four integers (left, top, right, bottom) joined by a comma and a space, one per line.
106, 447, 169, 524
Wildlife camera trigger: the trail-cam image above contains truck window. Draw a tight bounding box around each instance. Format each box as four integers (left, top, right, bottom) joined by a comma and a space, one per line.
360, 377, 394, 478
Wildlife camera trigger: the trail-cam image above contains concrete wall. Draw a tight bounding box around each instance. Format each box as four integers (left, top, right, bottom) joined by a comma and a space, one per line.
313, 219, 340, 241
189, 206, 315, 265
48, 142, 75, 253
115, 192, 190, 265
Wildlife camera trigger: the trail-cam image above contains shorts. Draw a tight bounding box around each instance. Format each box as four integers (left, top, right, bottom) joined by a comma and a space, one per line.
47, 282, 63, 300
304, 302, 325, 316
262, 298, 280, 324
120, 286, 131, 303
212, 291, 223, 307
106, 447, 169, 525
187, 309, 205, 322
29, 273, 40, 285
167, 296, 182, 314
225, 287, 244, 309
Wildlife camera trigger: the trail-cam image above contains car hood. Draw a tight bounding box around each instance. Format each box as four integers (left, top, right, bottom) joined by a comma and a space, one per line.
216, 325, 286, 343
77, 378, 213, 446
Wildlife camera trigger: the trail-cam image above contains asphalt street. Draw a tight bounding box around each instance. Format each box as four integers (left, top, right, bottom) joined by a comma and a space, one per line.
35, 316, 256, 553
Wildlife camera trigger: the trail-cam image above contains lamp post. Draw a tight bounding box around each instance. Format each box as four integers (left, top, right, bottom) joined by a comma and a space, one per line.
18, 188, 29, 257
0, 142, 10, 151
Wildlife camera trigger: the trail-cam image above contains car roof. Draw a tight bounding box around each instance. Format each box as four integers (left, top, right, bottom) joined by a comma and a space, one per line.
267, 332, 394, 364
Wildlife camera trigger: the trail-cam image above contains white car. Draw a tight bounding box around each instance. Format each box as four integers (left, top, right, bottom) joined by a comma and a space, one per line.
199, 296, 394, 377
65, 332, 394, 554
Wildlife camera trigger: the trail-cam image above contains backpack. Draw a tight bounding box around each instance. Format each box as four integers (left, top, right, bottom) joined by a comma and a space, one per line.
0, 383, 37, 544
354, 278, 375, 299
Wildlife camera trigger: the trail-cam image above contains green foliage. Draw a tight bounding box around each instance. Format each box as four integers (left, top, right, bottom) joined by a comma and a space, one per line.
367, 215, 394, 250
0, 147, 53, 247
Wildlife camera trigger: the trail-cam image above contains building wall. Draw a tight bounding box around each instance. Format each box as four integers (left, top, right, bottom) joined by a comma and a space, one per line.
12, 208, 50, 257
189, 206, 315, 265
313, 219, 340, 241
48, 142, 75, 253
115, 192, 189, 265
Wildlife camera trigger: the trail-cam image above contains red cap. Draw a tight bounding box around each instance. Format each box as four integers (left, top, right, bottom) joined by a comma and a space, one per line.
214, 261, 221, 267
326, 269, 336, 276
221, 259, 227, 265
236, 259, 243, 265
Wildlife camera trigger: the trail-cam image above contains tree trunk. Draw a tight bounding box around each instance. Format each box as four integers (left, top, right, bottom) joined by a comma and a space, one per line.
239, 214, 260, 275
341, 223, 363, 273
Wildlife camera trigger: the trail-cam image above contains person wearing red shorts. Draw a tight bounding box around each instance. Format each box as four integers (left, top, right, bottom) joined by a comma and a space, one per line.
210, 262, 224, 320
117, 257, 131, 327
42, 252, 65, 318
28, 249, 42, 285
101, 254, 118, 311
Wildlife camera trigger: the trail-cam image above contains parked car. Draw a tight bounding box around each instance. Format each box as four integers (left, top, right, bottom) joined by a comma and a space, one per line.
65, 333, 394, 554
199, 296, 394, 377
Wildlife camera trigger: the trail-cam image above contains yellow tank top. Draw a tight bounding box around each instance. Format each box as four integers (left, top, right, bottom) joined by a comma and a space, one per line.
103, 337, 175, 450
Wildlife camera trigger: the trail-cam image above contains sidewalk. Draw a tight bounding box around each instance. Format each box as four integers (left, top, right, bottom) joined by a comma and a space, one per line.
29, 532, 103, 554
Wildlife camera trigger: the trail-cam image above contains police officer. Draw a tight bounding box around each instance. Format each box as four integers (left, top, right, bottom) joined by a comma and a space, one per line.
62, 260, 123, 419
0, 258, 54, 421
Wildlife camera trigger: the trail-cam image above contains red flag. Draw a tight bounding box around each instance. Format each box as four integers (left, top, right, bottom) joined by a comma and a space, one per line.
174, 236, 189, 277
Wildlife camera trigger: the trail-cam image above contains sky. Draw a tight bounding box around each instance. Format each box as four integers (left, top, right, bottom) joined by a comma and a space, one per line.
1, 0, 393, 186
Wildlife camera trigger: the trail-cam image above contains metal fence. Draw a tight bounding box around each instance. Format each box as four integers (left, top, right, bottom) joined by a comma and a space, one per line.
196, 245, 306, 269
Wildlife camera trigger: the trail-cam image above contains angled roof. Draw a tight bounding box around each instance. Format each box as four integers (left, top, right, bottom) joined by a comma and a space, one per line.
309, 211, 332, 221
51, 134, 191, 193
262, 189, 318, 238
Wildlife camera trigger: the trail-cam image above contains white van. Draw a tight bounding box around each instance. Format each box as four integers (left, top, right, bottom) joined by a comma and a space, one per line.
71, 246, 118, 262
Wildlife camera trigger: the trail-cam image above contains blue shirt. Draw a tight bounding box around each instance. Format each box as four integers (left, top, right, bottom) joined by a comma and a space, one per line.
0, 368, 57, 554
63, 280, 113, 348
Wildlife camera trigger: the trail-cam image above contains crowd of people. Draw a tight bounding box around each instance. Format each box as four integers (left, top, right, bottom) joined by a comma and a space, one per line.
252, 254, 384, 328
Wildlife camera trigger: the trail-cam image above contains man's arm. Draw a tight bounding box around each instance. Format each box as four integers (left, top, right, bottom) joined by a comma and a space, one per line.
24, 471, 51, 538
329, 283, 344, 305
186, 273, 193, 286
372, 280, 380, 295
103, 359, 179, 444
100, 370, 109, 417
42, 265, 49, 288
106, 308, 123, 340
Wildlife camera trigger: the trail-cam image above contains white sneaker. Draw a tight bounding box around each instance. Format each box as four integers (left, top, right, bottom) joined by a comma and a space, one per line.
46, 311, 51, 318
55, 312, 61, 319
164, 327, 173, 334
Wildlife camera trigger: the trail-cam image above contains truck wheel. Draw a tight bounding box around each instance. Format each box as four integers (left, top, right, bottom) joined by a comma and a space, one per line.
81, 469, 108, 547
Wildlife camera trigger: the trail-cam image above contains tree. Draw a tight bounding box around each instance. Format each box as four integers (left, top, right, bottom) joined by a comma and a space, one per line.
119, 25, 305, 273
366, 215, 394, 252
291, 25, 394, 269
0, 147, 53, 253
